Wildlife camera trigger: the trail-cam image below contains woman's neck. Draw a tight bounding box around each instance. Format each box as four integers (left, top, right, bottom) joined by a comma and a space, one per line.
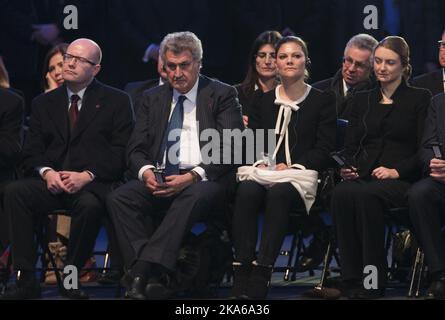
280, 78, 307, 102
380, 77, 402, 103
257, 76, 276, 93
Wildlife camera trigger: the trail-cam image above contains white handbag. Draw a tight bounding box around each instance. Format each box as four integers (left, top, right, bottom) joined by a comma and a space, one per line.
236, 85, 319, 214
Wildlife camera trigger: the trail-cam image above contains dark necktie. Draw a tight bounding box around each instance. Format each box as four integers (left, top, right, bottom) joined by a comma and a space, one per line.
69, 94, 80, 130
161, 95, 186, 176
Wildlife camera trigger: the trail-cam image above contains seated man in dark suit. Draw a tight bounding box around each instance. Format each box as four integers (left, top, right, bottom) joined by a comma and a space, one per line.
408, 93, 445, 300
412, 30, 445, 97
0, 88, 24, 255
124, 58, 168, 116
107, 31, 244, 300
298, 34, 379, 273
1, 39, 134, 300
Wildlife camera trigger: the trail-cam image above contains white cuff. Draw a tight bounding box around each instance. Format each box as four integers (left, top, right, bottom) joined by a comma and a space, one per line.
192, 167, 207, 181
138, 165, 155, 181
38, 167, 53, 178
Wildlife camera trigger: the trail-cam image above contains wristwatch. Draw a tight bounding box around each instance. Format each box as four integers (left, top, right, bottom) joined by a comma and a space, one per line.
189, 170, 202, 183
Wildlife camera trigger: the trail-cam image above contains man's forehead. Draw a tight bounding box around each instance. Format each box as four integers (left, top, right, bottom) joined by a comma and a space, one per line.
165, 50, 193, 62
345, 46, 371, 61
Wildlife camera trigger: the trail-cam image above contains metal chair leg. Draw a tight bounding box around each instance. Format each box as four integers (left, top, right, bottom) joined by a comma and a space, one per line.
283, 233, 298, 281
415, 251, 425, 298
408, 248, 422, 298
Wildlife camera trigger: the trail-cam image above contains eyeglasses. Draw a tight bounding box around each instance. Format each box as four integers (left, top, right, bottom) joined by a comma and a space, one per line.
438, 41, 445, 50
343, 57, 369, 71
256, 52, 276, 60
63, 53, 96, 66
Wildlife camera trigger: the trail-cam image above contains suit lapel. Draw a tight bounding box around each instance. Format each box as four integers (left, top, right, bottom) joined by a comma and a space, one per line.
47, 86, 69, 143
71, 80, 103, 141
434, 70, 443, 95
154, 85, 173, 161
195, 76, 213, 149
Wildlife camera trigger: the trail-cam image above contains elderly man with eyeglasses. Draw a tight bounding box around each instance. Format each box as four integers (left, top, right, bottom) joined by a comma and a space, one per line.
294, 34, 379, 275
412, 30, 445, 97
0, 39, 134, 300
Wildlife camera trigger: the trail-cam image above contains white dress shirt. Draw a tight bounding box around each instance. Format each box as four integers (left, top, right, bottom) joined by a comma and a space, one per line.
138, 78, 207, 181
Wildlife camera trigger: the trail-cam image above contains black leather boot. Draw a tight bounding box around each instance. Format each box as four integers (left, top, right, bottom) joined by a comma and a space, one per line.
229, 262, 253, 299
244, 264, 272, 300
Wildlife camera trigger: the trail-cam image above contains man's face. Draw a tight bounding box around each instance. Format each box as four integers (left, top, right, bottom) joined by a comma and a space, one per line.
164, 50, 200, 94
63, 42, 100, 86
342, 46, 372, 87
439, 34, 445, 68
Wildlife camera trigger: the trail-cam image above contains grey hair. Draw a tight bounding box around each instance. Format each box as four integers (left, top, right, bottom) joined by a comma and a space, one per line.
160, 31, 203, 64
344, 33, 378, 64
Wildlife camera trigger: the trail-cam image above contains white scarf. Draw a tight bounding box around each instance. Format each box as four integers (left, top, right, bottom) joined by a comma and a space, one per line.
273, 85, 312, 166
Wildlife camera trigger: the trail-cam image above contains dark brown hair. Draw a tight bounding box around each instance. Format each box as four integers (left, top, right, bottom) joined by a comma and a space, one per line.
275, 36, 311, 80
42, 43, 69, 91
375, 36, 412, 81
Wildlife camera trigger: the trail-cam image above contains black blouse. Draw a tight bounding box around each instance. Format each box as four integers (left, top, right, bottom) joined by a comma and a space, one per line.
248, 86, 336, 172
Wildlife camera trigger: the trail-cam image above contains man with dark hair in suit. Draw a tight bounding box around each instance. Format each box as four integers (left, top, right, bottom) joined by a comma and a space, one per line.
0, 88, 24, 257
124, 58, 168, 116
412, 30, 445, 97
107, 31, 244, 300
408, 93, 445, 300
1, 38, 134, 300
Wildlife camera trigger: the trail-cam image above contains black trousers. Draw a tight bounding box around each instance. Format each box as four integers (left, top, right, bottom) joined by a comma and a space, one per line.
4, 179, 106, 273
232, 181, 305, 266
332, 179, 411, 285
107, 180, 225, 271
408, 177, 445, 274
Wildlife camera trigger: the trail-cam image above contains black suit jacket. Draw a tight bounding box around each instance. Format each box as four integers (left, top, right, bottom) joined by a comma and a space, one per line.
124, 78, 160, 116
412, 69, 444, 97
23, 80, 134, 197
249, 87, 336, 172
312, 69, 377, 119
345, 81, 431, 181
419, 93, 445, 174
0, 88, 24, 185
127, 75, 244, 182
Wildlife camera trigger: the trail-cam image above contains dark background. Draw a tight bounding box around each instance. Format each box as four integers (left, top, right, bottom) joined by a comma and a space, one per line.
0, 0, 444, 110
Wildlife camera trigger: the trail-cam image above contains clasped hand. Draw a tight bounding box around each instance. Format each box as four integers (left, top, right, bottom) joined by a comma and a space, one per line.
142, 169, 194, 198
44, 170, 92, 195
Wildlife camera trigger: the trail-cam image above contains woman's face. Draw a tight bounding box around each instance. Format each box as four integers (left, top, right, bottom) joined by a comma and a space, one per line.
373, 46, 404, 84
276, 41, 307, 81
255, 44, 277, 80
48, 52, 65, 87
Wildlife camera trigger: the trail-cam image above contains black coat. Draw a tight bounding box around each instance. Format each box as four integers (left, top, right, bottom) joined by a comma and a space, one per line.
419, 93, 445, 174
412, 69, 444, 97
22, 80, 134, 197
124, 78, 160, 116
344, 81, 431, 181
0, 88, 24, 184
249, 86, 336, 172
126, 75, 244, 182
312, 69, 377, 119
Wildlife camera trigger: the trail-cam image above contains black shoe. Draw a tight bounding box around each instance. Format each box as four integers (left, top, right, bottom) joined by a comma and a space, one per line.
126, 277, 147, 300
296, 228, 330, 272
61, 288, 89, 300
97, 270, 123, 285
229, 263, 252, 299
145, 275, 173, 300
425, 279, 445, 300
348, 287, 385, 300
0, 280, 41, 300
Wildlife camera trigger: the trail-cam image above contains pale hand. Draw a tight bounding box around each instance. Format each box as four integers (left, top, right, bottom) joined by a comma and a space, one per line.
43, 170, 70, 195
60, 171, 93, 194
142, 169, 166, 194
153, 173, 194, 198
430, 158, 445, 182
371, 167, 399, 180
340, 167, 359, 180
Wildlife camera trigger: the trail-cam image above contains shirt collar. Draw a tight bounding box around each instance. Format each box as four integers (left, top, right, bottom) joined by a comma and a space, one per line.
173, 77, 199, 105
67, 86, 87, 101
342, 79, 351, 96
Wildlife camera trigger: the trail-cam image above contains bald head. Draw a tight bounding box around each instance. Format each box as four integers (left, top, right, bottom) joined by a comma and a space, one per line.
69, 38, 102, 65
